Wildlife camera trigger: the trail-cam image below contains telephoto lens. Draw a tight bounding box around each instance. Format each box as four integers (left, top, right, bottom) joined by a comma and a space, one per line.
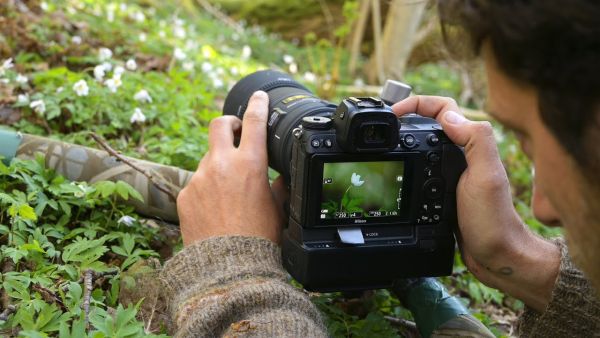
222, 70, 336, 181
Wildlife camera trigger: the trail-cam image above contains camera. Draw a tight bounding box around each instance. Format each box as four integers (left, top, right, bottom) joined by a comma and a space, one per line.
223, 70, 466, 291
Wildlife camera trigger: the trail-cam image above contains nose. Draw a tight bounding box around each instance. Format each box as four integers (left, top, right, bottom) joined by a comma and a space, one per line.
531, 184, 561, 227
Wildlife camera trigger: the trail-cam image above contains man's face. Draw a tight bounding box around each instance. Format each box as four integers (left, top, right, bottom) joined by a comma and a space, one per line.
483, 46, 600, 290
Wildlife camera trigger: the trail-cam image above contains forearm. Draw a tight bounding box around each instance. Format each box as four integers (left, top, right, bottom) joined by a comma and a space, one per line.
480, 230, 560, 312
159, 235, 327, 337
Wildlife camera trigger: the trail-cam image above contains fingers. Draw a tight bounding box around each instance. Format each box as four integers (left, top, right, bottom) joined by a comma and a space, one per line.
394, 95, 506, 185
208, 116, 242, 153
240, 91, 269, 154
392, 95, 461, 121
441, 111, 505, 174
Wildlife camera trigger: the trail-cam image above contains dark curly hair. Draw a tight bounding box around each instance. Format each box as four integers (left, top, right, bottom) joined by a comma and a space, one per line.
438, 0, 600, 170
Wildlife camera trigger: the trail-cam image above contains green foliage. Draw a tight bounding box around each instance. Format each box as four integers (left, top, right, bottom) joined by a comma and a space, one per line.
0, 156, 161, 336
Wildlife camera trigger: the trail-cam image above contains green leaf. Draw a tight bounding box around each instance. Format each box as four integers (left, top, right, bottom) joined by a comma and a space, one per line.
93, 181, 116, 199
18, 203, 38, 221
20, 239, 46, 253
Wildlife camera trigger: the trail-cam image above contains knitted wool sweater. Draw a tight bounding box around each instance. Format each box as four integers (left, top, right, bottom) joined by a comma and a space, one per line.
159, 236, 599, 337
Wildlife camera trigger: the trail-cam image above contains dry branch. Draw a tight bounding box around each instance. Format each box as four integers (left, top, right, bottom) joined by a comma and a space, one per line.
384, 315, 420, 337
194, 0, 243, 34
0, 305, 16, 321
32, 284, 67, 311
90, 132, 177, 201
82, 269, 93, 327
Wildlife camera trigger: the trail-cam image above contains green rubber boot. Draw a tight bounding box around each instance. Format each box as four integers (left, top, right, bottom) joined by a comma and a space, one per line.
392, 278, 495, 338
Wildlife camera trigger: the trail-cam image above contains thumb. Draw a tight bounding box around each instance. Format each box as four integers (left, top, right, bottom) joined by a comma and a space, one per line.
440, 110, 503, 171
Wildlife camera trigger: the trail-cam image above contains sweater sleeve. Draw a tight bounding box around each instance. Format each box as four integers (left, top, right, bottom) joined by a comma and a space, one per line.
518, 239, 600, 337
158, 235, 328, 338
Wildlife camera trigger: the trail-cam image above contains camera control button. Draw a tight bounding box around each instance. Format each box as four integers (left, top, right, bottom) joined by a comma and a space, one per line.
402, 133, 417, 148
324, 138, 333, 148
423, 179, 443, 199
424, 167, 433, 178
427, 133, 440, 146
311, 139, 321, 148
432, 214, 441, 223
427, 151, 441, 164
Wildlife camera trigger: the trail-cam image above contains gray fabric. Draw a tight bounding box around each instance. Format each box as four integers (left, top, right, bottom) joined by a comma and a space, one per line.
159, 236, 327, 337
518, 239, 600, 337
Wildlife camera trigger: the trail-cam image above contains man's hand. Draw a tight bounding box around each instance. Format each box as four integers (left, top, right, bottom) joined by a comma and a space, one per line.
177, 91, 286, 246
393, 96, 560, 311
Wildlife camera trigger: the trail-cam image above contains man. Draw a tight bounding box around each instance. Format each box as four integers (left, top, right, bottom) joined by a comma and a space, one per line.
159, 0, 600, 336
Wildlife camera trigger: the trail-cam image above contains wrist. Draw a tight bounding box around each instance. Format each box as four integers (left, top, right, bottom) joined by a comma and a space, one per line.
484, 229, 561, 311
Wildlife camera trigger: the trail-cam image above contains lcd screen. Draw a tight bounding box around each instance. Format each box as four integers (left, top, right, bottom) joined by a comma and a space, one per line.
320, 161, 405, 220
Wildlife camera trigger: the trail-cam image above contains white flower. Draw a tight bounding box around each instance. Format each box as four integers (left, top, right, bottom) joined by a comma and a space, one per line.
212, 78, 224, 88
118, 215, 136, 226
173, 26, 186, 39
119, 3, 127, 11
15, 74, 28, 84
125, 59, 137, 71
94, 65, 105, 81
107, 10, 115, 22
183, 62, 194, 71
101, 62, 113, 72
113, 66, 125, 77
73, 79, 89, 96
289, 62, 298, 74
133, 11, 145, 23
56, 86, 64, 93
40, 2, 48, 11
134, 89, 152, 103
0, 58, 14, 76
231, 66, 239, 75
303, 72, 316, 83
173, 48, 186, 60
17, 94, 29, 104
158, 30, 166, 38
351, 173, 365, 187
241, 45, 252, 60
139, 33, 147, 42
98, 47, 113, 61
174, 18, 185, 27
130, 107, 146, 123
72, 36, 82, 45
30, 100, 46, 114
283, 54, 294, 64
201, 62, 213, 73
104, 76, 122, 93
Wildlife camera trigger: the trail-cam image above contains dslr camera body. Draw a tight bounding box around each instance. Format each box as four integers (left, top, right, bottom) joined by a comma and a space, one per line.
224, 70, 466, 292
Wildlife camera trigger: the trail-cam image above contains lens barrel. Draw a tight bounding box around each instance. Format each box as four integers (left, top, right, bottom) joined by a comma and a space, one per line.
223, 70, 336, 180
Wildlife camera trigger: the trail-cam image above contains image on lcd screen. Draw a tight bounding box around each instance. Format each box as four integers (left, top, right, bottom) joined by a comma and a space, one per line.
320, 161, 404, 220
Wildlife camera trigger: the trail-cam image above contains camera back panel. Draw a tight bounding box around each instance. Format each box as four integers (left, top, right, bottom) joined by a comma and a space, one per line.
283, 115, 466, 291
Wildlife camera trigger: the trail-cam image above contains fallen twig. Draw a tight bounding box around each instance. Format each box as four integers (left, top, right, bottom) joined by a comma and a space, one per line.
82, 269, 93, 328
384, 315, 419, 337
0, 305, 16, 321
32, 284, 67, 311
89, 132, 177, 201
194, 0, 244, 34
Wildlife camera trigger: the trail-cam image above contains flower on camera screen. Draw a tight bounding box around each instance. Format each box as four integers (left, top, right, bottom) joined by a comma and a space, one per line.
351, 173, 364, 187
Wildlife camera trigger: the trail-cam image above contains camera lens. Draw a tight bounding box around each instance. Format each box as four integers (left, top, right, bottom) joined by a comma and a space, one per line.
223, 70, 336, 181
